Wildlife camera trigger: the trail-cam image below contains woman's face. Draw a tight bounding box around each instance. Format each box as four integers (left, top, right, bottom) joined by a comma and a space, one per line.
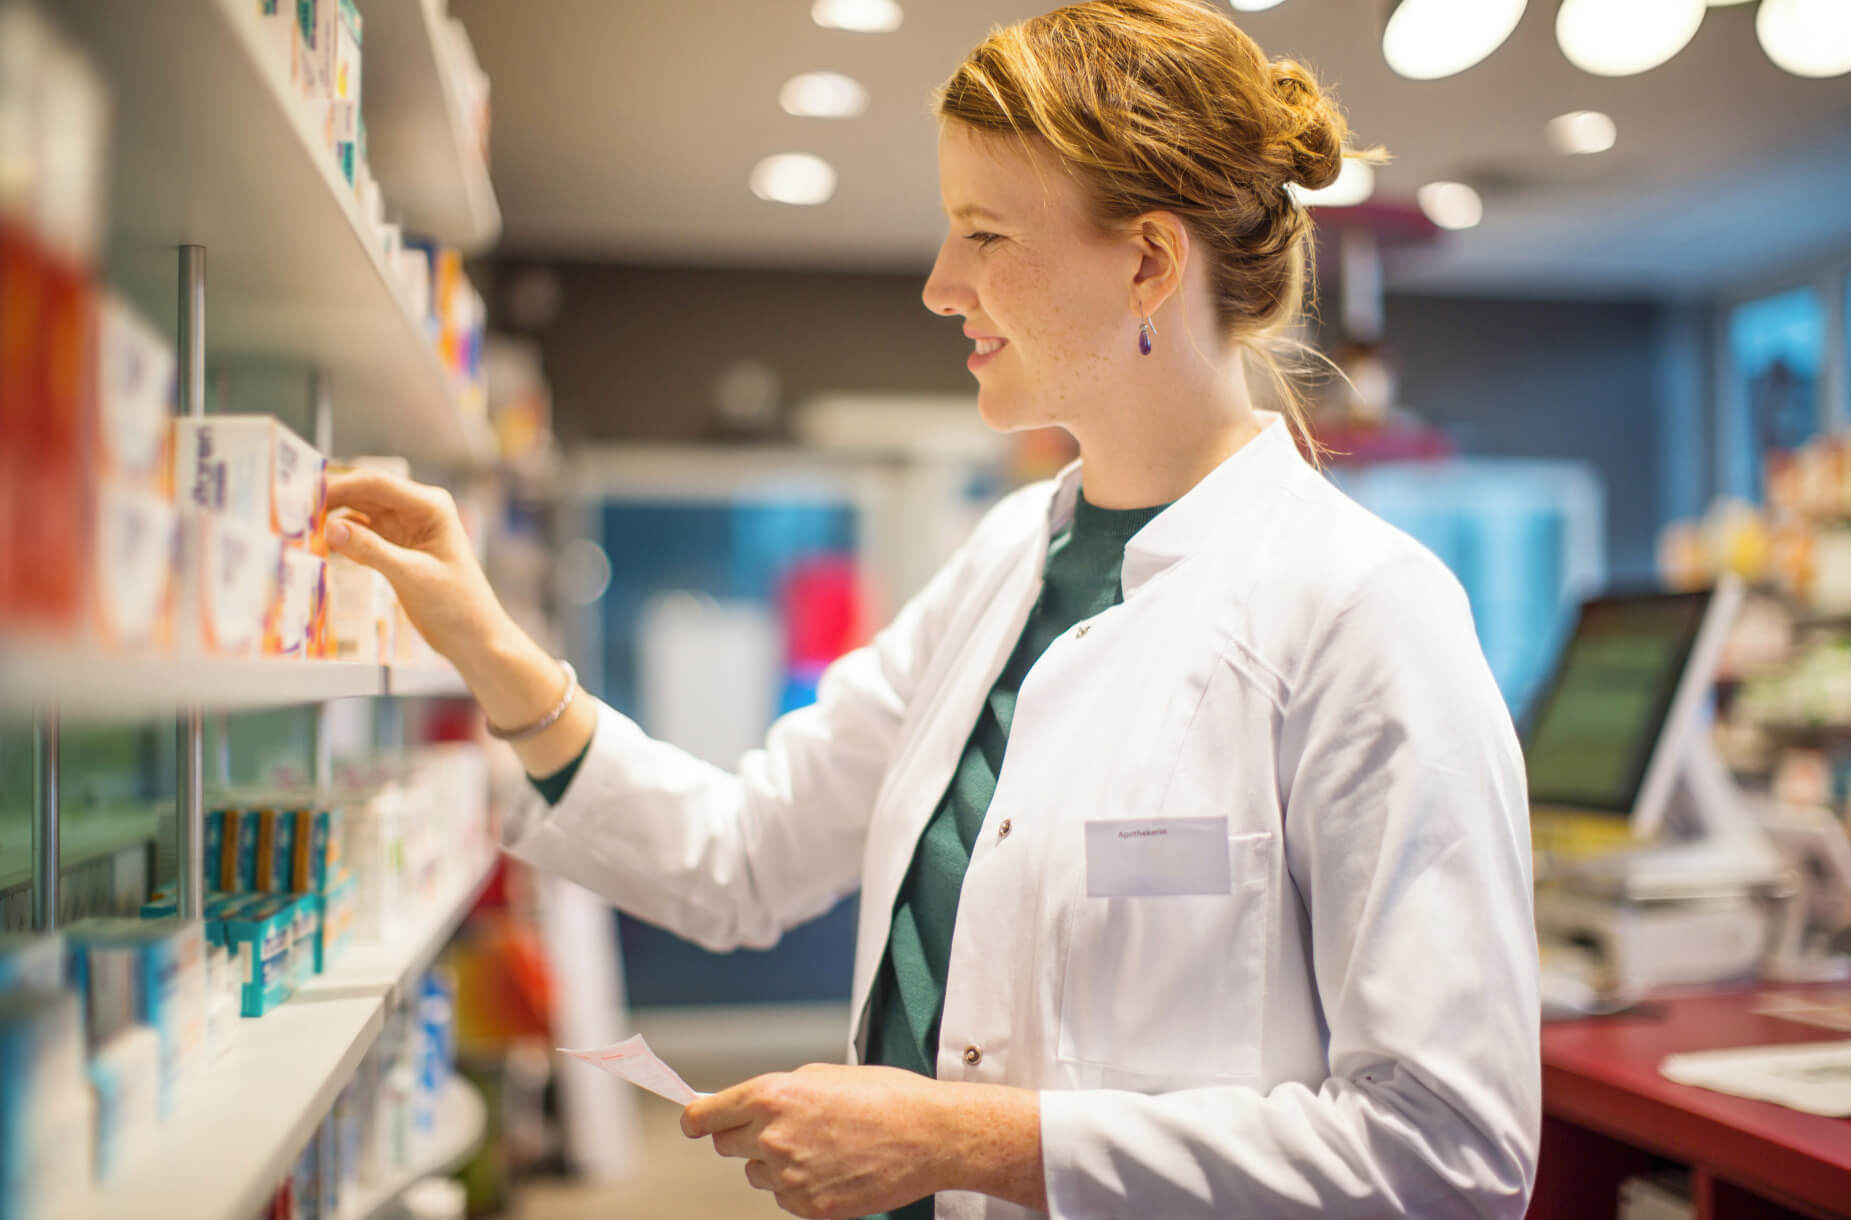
923, 123, 1147, 434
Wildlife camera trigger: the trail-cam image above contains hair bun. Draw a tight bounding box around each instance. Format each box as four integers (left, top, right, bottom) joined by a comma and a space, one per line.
1271, 60, 1345, 191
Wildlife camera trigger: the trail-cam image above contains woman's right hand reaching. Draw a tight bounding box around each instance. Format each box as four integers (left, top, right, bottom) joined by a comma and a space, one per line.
326, 469, 597, 776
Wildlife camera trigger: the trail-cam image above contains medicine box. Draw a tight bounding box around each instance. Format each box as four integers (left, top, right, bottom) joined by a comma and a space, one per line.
0, 932, 65, 991
0, 990, 92, 1220
327, 556, 397, 662
64, 918, 207, 1118
175, 511, 282, 657
331, 0, 362, 148
94, 291, 174, 492
264, 548, 328, 658
172, 414, 327, 551
310, 872, 355, 975
219, 896, 297, 1018
231, 808, 264, 892
90, 481, 177, 651
88, 1024, 159, 1182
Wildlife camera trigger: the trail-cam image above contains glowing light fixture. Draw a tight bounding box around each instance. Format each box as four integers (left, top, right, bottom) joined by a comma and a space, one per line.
1556, 0, 1706, 77
1288, 158, 1375, 208
1545, 110, 1618, 155
750, 154, 837, 206
1230, 0, 1288, 11
1417, 182, 1484, 230
1757, 0, 1851, 78
780, 72, 869, 118
811, 0, 902, 33
1382, 0, 1527, 80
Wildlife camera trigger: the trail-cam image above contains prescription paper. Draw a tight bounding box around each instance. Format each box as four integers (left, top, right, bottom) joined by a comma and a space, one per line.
560, 1034, 706, 1104
1660, 1040, 1851, 1117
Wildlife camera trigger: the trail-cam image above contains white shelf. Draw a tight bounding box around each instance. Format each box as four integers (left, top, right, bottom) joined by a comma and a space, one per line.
384, 663, 472, 698
54, 0, 494, 469
340, 1078, 486, 1220
0, 649, 477, 720
358, 0, 501, 253
76, 855, 496, 1220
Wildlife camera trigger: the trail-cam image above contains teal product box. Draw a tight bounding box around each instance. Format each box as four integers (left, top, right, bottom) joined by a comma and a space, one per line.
219, 897, 296, 1017
87, 1025, 159, 1182
0, 933, 63, 992
302, 807, 340, 893
64, 918, 207, 1118
232, 810, 263, 892
267, 809, 300, 894
204, 808, 227, 889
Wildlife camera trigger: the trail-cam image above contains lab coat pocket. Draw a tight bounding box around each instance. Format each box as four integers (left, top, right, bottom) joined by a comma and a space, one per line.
1056, 829, 1273, 1091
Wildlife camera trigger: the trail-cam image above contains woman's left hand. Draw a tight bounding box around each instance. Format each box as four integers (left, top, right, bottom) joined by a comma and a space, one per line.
681, 1063, 957, 1219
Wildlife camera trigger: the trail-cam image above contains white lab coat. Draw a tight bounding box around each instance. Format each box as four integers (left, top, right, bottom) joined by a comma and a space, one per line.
506, 412, 1541, 1219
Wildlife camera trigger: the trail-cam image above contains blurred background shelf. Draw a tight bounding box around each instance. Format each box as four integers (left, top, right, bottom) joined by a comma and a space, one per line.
384, 663, 472, 698
75, 854, 496, 1220
359, 0, 501, 253
340, 1077, 487, 1220
51, 0, 492, 468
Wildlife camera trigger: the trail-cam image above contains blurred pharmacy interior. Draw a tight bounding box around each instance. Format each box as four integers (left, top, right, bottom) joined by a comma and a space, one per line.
3, 1, 1851, 1219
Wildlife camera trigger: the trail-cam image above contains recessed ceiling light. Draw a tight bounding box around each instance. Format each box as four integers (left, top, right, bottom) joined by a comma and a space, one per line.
780, 72, 869, 118
750, 154, 837, 206
811, 0, 902, 33
1756, 0, 1851, 78
1556, 0, 1707, 77
1229, 0, 1287, 11
1417, 181, 1484, 230
1382, 0, 1527, 80
1545, 109, 1618, 154
1288, 159, 1375, 208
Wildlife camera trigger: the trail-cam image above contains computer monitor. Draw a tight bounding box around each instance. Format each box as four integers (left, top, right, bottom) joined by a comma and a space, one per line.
1524, 575, 1742, 841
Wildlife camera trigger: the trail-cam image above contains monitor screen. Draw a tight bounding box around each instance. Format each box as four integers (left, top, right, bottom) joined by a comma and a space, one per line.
1524, 590, 1712, 815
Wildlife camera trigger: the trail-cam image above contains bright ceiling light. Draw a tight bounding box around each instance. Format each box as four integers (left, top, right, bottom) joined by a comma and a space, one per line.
1417, 181, 1484, 230
1382, 0, 1527, 80
1545, 109, 1618, 154
811, 0, 901, 33
1288, 158, 1375, 208
1230, 0, 1287, 11
1757, 0, 1851, 78
750, 154, 837, 206
780, 72, 869, 118
1556, 0, 1706, 77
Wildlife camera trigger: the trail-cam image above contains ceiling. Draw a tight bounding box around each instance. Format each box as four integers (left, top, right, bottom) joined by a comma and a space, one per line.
451, 0, 1851, 299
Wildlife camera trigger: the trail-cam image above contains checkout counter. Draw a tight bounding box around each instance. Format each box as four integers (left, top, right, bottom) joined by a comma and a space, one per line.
1523, 576, 1851, 1219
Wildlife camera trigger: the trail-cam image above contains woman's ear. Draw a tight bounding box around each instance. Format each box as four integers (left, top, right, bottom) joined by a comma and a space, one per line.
1130, 211, 1188, 319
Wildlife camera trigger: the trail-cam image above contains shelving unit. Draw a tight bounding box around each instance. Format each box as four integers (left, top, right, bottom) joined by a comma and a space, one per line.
53, 0, 497, 468
74, 857, 496, 1220
360, 0, 501, 253
0, 650, 471, 721
342, 1077, 487, 1220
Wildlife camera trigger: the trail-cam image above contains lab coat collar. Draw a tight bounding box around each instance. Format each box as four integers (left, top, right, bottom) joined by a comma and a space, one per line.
1047, 411, 1307, 598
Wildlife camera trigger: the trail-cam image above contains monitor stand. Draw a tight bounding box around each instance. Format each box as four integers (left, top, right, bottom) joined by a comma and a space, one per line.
1559, 735, 1785, 902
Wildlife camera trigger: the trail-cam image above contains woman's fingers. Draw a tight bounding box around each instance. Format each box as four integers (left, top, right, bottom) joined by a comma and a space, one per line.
326, 517, 418, 583
325, 468, 439, 520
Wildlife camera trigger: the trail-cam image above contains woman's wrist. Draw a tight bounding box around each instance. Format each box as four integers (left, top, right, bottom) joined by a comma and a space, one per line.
453, 616, 598, 778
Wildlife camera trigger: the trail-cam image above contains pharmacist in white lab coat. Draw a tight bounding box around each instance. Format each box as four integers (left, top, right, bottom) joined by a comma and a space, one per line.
324, 3, 1539, 1217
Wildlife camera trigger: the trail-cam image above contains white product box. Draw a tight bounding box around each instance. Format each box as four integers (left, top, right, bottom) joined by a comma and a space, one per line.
176, 513, 281, 657
344, 786, 409, 942
90, 482, 177, 651
90, 1026, 160, 1183
396, 246, 432, 324
95, 293, 174, 490
173, 415, 327, 550
326, 555, 396, 663
331, 0, 362, 144
266, 549, 328, 658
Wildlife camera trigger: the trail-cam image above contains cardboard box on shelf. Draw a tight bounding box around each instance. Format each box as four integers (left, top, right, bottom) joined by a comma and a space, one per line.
91, 481, 178, 652
175, 512, 281, 657
94, 292, 174, 493
264, 547, 328, 658
326, 555, 397, 663
173, 415, 327, 553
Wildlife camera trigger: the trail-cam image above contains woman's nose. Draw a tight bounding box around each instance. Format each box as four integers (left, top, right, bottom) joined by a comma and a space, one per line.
921, 244, 970, 317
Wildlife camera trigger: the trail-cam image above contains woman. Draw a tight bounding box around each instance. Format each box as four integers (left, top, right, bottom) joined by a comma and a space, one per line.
326, 2, 1539, 1217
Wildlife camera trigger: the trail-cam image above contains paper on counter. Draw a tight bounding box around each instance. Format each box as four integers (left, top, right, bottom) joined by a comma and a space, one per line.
560, 1034, 706, 1105
1660, 1040, 1851, 1117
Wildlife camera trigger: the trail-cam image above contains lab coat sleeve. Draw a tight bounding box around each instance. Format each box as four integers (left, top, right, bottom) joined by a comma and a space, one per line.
1038, 550, 1541, 1219
501, 527, 988, 954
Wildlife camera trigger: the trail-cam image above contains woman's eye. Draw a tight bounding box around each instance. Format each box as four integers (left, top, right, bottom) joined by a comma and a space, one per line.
965, 231, 1003, 249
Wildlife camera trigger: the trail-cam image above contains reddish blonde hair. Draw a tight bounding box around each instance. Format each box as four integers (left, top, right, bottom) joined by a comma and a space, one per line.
938, 0, 1372, 455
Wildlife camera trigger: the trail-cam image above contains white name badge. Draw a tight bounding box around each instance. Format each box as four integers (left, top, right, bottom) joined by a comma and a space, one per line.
1084, 816, 1233, 898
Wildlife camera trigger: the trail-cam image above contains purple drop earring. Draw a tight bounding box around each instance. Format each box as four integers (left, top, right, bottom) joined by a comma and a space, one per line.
1138, 316, 1156, 356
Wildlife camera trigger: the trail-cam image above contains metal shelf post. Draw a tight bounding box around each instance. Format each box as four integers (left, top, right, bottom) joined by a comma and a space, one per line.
177, 244, 208, 919
31, 714, 59, 931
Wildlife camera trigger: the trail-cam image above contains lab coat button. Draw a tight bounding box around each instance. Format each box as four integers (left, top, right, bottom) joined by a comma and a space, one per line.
1074, 623, 1091, 639
963, 1045, 982, 1067
997, 819, 1012, 840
